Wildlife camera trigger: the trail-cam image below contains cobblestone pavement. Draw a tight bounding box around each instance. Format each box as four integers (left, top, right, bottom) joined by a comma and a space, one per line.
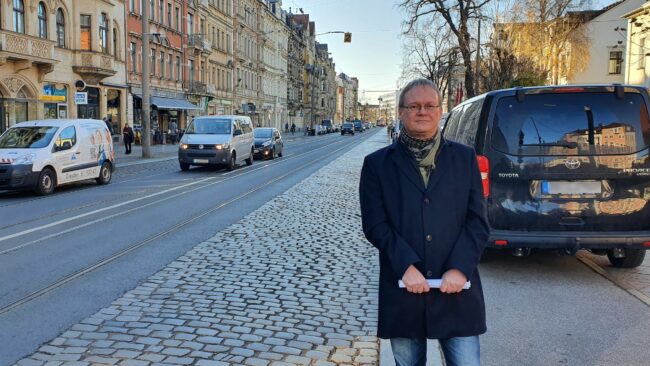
578, 252, 650, 306
16, 132, 388, 366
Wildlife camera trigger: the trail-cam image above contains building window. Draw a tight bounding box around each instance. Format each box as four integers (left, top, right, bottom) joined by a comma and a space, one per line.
160, 50, 165, 78
176, 55, 181, 81
175, 6, 180, 31
608, 51, 623, 74
158, 0, 163, 23
80, 15, 91, 51
150, 48, 155, 75
201, 61, 205, 82
38, 2, 47, 38
99, 13, 109, 53
189, 59, 195, 81
168, 53, 172, 80
130, 42, 137, 72
187, 13, 194, 35
56, 9, 65, 47
13, 0, 25, 33
149, 0, 154, 20
113, 28, 118, 57
130, 0, 135, 12
167, 3, 172, 27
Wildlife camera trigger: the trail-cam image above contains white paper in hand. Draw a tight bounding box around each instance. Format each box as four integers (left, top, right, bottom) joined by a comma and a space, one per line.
398, 279, 471, 289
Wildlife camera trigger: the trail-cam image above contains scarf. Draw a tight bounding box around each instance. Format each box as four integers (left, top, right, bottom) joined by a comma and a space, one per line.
399, 130, 442, 186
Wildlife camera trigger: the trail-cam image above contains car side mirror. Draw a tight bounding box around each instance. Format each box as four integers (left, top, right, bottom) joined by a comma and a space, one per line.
233, 129, 242, 136
55, 141, 71, 152
275, 135, 280, 140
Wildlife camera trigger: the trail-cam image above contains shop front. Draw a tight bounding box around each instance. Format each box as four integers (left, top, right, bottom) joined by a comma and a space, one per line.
42, 84, 68, 120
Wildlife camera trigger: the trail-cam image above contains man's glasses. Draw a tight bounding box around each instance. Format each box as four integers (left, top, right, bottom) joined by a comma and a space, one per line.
401, 105, 440, 113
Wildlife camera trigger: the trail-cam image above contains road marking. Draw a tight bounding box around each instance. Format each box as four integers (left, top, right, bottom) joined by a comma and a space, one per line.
577, 253, 650, 307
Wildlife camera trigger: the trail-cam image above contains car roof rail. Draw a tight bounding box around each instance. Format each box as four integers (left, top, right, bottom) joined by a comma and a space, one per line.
515, 88, 525, 102
613, 84, 625, 99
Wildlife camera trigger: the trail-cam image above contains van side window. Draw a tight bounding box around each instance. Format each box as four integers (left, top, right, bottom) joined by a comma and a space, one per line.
233, 120, 242, 134
241, 120, 251, 134
457, 99, 484, 146
443, 105, 466, 142
54, 126, 76, 151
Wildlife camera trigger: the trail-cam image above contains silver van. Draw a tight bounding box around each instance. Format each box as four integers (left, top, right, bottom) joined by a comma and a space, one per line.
178, 115, 255, 171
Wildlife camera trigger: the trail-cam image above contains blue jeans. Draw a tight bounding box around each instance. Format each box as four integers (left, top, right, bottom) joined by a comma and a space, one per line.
391, 336, 480, 366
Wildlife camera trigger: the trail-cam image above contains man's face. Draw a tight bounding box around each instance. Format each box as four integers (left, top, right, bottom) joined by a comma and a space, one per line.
398, 85, 442, 139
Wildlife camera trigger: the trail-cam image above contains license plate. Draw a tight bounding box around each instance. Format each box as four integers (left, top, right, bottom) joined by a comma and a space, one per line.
254, 149, 260, 153
193, 159, 209, 164
542, 181, 601, 195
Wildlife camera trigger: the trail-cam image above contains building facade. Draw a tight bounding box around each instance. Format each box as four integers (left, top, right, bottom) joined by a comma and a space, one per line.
0, 0, 127, 133
259, 0, 288, 129
233, 0, 262, 125
624, 1, 650, 87
285, 11, 306, 130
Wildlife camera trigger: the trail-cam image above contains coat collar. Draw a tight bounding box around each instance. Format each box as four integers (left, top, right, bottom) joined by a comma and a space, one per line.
389, 138, 451, 193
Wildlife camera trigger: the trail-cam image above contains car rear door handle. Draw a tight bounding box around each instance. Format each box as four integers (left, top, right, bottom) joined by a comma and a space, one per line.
75, 152, 81, 155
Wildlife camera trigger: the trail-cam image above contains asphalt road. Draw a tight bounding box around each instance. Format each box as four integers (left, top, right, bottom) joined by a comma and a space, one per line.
0, 129, 380, 365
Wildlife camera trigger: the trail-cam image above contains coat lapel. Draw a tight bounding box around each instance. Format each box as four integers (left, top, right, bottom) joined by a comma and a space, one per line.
389, 142, 425, 192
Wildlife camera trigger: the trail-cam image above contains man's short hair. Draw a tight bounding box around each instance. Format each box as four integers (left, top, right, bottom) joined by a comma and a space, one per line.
398, 79, 442, 108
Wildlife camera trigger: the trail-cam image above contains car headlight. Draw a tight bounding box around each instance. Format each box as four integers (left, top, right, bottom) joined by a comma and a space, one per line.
216, 143, 230, 150
262, 141, 272, 147
12, 153, 35, 165
180, 144, 189, 150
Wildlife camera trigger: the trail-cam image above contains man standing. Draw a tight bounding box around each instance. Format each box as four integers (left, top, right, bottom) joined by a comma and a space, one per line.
169, 120, 178, 145
359, 79, 489, 366
122, 123, 134, 154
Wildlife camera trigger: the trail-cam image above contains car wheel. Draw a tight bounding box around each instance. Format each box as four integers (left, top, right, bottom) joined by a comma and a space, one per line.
180, 163, 190, 171
278, 148, 283, 157
245, 148, 254, 165
35, 167, 56, 196
227, 152, 236, 171
96, 162, 112, 185
607, 248, 646, 268
270, 147, 276, 160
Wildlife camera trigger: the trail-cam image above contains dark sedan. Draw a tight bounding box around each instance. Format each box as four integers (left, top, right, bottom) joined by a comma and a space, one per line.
253, 127, 283, 159
341, 122, 355, 135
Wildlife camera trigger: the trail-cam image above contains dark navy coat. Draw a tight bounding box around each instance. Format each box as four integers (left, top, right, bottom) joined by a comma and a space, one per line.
359, 139, 489, 339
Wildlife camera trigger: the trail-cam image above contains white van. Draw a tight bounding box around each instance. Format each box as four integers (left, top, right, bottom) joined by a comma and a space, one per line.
0, 119, 114, 195
178, 115, 255, 171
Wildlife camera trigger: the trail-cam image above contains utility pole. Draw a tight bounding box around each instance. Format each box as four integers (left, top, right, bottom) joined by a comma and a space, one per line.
141, 1, 152, 158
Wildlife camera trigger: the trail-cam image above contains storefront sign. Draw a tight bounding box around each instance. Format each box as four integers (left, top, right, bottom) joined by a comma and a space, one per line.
42, 84, 67, 102
75, 92, 88, 105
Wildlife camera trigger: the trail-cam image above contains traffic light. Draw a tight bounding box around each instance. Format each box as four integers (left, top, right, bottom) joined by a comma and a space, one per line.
344, 32, 352, 43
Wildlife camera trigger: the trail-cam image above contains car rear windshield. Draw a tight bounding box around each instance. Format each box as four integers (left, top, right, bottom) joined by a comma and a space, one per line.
254, 129, 273, 138
186, 118, 231, 134
343, 123, 353, 128
0, 126, 58, 148
491, 92, 650, 156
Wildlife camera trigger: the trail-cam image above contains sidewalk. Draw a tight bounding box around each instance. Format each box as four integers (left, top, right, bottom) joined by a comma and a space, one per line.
113, 133, 314, 168
16, 131, 447, 366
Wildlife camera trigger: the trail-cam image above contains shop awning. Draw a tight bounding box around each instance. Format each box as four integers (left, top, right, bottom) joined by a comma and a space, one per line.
151, 96, 202, 110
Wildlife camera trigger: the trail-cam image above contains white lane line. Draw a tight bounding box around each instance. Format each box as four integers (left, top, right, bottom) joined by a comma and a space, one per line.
0, 177, 214, 243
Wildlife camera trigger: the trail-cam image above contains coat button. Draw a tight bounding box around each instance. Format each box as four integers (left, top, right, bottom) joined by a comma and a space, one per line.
423, 197, 430, 204
426, 234, 433, 242
427, 271, 433, 277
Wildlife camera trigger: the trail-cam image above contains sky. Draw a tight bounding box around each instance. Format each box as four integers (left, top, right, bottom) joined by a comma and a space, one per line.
284, 0, 407, 104
285, 0, 620, 104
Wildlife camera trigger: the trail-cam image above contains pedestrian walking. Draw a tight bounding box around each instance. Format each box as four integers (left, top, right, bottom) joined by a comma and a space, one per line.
103, 116, 114, 135
169, 120, 178, 145
290, 123, 296, 136
359, 78, 489, 366
285, 122, 289, 133
123, 123, 134, 154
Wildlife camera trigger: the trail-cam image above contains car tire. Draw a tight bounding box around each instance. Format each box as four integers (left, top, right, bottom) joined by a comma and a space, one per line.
278, 149, 283, 157
226, 152, 236, 171
180, 163, 190, 171
35, 167, 56, 196
270, 147, 275, 160
607, 248, 646, 268
246, 148, 253, 165
96, 162, 112, 185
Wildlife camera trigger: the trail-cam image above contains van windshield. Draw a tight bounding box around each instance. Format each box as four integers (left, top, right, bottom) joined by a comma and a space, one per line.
186, 118, 231, 135
0, 127, 58, 148
491, 92, 650, 156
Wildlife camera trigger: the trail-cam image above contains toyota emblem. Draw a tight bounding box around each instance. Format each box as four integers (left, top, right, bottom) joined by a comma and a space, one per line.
564, 158, 580, 169
198, 144, 204, 150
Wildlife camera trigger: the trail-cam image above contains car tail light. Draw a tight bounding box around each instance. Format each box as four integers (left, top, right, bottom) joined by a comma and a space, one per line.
554, 87, 585, 93
494, 240, 508, 246
644, 241, 650, 247
477, 155, 490, 198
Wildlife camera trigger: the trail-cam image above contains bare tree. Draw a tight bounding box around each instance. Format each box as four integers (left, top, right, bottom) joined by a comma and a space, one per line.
401, 0, 494, 98
400, 18, 456, 102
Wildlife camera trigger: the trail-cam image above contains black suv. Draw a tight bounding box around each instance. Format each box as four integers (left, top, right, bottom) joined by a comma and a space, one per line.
353, 121, 364, 132
341, 122, 355, 135
443, 85, 650, 268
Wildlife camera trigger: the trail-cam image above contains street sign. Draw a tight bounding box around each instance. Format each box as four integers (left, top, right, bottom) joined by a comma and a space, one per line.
74, 92, 88, 105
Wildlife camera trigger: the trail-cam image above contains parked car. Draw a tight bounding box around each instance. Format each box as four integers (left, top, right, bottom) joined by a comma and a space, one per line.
253, 127, 283, 159
341, 122, 355, 135
442, 84, 650, 268
321, 119, 334, 134
0, 119, 114, 195
353, 121, 364, 132
391, 120, 402, 143
178, 115, 254, 171
315, 125, 327, 135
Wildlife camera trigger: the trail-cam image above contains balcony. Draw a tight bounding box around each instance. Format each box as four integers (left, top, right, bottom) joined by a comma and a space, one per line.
72, 51, 116, 84
187, 34, 212, 54
0, 30, 57, 76
184, 80, 207, 95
